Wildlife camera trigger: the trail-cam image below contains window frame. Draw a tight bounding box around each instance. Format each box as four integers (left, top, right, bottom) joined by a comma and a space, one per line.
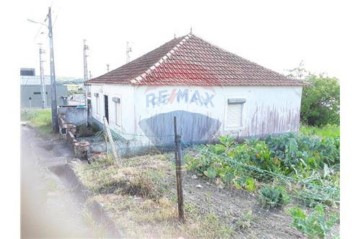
112, 96, 122, 127
224, 97, 246, 130
94, 93, 100, 115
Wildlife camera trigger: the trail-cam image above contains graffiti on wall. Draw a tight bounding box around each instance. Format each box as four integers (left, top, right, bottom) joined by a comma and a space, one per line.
139, 110, 221, 145
146, 89, 215, 108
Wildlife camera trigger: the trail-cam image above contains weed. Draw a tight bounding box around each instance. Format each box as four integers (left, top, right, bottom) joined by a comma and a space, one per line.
187, 212, 235, 239
300, 124, 340, 138
21, 109, 52, 135
289, 204, 339, 238
77, 124, 98, 137
235, 210, 254, 230
258, 185, 289, 209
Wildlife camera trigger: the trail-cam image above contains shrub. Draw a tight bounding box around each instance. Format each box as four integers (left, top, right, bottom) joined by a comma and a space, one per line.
301, 75, 340, 126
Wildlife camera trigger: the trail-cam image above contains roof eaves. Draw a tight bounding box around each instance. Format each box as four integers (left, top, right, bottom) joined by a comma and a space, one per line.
130, 34, 193, 85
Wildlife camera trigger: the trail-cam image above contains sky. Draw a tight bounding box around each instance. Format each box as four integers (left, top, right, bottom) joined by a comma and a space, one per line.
1, 0, 360, 237
16, 0, 359, 80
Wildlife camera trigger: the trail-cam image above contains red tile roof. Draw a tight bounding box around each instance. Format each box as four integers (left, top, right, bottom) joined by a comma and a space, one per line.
88, 34, 304, 87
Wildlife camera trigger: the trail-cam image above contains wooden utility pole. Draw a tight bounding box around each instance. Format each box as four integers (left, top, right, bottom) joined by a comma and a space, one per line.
174, 117, 185, 223
103, 116, 120, 163
83, 39, 90, 126
38, 43, 47, 109
48, 7, 58, 132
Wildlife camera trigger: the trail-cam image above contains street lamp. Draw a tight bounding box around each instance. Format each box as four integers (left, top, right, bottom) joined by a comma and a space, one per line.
27, 7, 58, 133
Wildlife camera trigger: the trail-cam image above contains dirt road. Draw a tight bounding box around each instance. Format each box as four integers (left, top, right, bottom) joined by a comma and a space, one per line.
21, 124, 101, 238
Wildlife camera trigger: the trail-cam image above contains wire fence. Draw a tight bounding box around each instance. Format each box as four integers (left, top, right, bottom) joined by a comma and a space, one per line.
76, 122, 339, 207
184, 142, 340, 206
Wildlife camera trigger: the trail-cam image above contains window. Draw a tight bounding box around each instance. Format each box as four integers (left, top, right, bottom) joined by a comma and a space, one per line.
94, 93, 99, 115
20, 68, 35, 76
226, 98, 246, 129
112, 97, 121, 126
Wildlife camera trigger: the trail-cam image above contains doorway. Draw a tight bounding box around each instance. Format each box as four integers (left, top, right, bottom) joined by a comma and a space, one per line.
104, 95, 109, 122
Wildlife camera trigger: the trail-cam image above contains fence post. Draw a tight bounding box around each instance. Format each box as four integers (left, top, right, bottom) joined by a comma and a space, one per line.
174, 116, 185, 223
103, 116, 120, 164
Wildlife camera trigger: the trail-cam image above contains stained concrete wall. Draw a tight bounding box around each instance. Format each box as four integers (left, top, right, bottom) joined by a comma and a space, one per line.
89, 84, 302, 147
58, 106, 87, 126
89, 84, 135, 134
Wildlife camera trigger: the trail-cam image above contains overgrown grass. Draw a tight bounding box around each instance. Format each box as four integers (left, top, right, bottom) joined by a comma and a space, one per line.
300, 124, 340, 138
73, 153, 235, 238
21, 109, 52, 135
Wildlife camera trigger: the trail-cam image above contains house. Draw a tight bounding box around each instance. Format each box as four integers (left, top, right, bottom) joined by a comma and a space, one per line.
86, 33, 304, 147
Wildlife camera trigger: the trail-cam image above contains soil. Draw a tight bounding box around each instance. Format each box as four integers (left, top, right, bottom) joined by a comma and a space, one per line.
82, 153, 306, 238
22, 124, 335, 238
178, 172, 304, 239
144, 154, 305, 239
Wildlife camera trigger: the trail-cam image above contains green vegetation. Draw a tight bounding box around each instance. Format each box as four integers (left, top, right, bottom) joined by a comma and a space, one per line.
301, 75, 340, 126
287, 65, 340, 127
185, 127, 340, 237
258, 185, 289, 209
21, 109, 52, 135
234, 210, 254, 230
300, 124, 340, 138
289, 205, 339, 238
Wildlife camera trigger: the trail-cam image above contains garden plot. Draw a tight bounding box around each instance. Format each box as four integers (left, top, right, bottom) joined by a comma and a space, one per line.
72, 149, 330, 238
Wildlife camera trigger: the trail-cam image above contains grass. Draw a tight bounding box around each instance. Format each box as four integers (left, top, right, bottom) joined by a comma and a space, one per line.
300, 124, 340, 138
72, 153, 235, 239
21, 109, 52, 135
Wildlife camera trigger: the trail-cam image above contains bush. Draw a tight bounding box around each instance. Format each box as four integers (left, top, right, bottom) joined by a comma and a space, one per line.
258, 185, 289, 208
301, 75, 340, 126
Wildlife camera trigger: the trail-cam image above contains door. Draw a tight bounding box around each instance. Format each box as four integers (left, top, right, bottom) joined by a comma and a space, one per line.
104, 95, 109, 122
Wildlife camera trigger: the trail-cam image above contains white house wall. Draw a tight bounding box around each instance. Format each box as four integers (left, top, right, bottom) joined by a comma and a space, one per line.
89, 84, 135, 136
89, 84, 302, 147
133, 85, 302, 145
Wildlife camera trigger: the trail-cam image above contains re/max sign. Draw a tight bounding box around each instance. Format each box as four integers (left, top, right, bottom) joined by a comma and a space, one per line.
146, 89, 215, 108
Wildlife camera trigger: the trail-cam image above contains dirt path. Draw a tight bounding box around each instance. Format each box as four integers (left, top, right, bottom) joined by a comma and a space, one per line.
21, 124, 106, 238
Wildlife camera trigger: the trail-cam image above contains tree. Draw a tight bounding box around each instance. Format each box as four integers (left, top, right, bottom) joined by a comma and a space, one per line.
300, 75, 340, 126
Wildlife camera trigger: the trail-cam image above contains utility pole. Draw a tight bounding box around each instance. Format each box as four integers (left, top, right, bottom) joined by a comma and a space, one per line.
126, 41, 132, 63
38, 43, 47, 108
83, 39, 89, 103
48, 7, 58, 132
83, 39, 89, 82
83, 39, 89, 125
